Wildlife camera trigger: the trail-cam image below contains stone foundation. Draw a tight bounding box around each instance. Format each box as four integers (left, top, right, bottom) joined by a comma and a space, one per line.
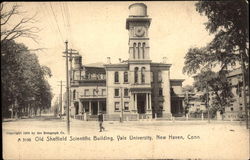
104, 114, 138, 121
161, 113, 172, 120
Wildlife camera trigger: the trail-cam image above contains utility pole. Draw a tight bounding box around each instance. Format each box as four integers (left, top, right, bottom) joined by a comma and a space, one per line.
64, 41, 70, 134
63, 49, 78, 107
62, 41, 79, 134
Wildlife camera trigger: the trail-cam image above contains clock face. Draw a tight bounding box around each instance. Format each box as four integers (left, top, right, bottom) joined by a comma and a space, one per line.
135, 27, 145, 37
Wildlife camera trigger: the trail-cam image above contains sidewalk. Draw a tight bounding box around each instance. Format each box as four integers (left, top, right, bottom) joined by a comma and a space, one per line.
70, 117, 246, 126
2, 118, 18, 122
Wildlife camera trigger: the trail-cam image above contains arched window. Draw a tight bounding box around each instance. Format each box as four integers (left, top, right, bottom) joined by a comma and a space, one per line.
114, 71, 119, 83
73, 90, 76, 100
138, 43, 141, 59
134, 67, 139, 83
141, 67, 145, 83
142, 43, 145, 59
133, 43, 136, 59
124, 72, 128, 83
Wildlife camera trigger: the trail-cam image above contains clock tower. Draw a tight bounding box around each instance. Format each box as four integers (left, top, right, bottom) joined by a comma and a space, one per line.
126, 3, 151, 61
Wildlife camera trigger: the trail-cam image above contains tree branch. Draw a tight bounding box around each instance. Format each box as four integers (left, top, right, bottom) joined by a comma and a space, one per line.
1, 3, 39, 43
1, 4, 19, 25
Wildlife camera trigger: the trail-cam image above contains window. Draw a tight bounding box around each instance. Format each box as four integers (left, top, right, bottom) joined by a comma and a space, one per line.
133, 43, 136, 59
124, 72, 128, 83
114, 72, 119, 83
124, 102, 129, 111
124, 88, 129, 97
84, 89, 89, 96
115, 102, 120, 111
102, 89, 106, 96
134, 67, 139, 83
73, 90, 76, 100
159, 88, 163, 96
141, 67, 146, 83
142, 43, 145, 59
158, 71, 162, 82
230, 108, 234, 111
138, 43, 141, 59
240, 107, 243, 111
115, 89, 119, 97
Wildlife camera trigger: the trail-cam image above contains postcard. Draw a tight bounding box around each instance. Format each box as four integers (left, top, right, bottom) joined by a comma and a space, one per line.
2, 1, 249, 160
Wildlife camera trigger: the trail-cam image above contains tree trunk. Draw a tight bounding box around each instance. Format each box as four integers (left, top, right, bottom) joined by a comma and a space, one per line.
34, 107, 37, 116
28, 104, 31, 117
11, 104, 14, 119
214, 91, 223, 111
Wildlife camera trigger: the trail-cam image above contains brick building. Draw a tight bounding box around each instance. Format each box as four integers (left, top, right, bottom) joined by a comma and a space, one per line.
69, 3, 184, 121
224, 68, 249, 120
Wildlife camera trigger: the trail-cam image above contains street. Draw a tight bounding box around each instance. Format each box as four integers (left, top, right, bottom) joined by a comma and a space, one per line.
2, 114, 249, 160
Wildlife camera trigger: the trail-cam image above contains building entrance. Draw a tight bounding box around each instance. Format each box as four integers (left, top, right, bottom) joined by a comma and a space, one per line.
92, 102, 98, 115
137, 93, 146, 114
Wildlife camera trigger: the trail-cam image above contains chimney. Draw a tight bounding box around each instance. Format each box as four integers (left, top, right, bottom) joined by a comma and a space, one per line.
107, 57, 111, 64
119, 58, 122, 63
74, 55, 82, 69
163, 57, 167, 63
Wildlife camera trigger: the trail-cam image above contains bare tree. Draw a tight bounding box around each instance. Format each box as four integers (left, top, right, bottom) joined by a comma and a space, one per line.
0, 2, 40, 43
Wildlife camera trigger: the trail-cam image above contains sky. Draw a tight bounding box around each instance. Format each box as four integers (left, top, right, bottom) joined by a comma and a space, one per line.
4, 1, 214, 104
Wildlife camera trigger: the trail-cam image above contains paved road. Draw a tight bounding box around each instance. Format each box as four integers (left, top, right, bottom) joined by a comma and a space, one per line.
2, 115, 249, 160
2, 114, 247, 133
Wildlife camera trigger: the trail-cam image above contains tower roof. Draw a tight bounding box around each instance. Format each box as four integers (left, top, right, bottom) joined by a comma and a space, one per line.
128, 3, 148, 17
